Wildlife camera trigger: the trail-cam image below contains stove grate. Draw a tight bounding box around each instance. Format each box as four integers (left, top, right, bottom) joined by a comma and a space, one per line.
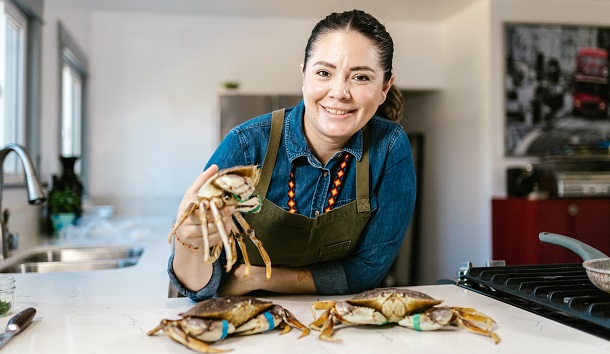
458, 263, 610, 339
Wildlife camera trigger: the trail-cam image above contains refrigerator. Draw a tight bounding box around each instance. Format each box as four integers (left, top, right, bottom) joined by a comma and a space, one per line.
219, 93, 303, 139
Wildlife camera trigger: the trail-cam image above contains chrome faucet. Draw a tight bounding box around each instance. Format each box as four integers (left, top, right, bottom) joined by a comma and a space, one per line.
0, 143, 47, 260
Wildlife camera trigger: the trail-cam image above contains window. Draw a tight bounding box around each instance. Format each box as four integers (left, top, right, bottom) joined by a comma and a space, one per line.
61, 59, 83, 157
58, 22, 88, 178
0, 0, 27, 174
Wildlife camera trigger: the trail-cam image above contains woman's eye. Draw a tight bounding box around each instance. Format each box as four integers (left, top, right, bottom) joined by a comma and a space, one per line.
354, 74, 370, 82
316, 70, 330, 77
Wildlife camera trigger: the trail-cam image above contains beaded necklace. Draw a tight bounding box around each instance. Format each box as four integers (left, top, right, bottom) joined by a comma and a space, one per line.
287, 153, 351, 214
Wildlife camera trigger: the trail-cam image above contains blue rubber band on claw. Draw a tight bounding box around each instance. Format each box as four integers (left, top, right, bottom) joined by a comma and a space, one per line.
220, 320, 229, 339
263, 312, 275, 331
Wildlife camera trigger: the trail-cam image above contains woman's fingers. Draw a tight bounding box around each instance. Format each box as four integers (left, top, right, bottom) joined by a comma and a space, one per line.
186, 164, 219, 196
175, 165, 220, 225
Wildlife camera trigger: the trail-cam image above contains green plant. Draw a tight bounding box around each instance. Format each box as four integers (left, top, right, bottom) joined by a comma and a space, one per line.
48, 187, 82, 214
0, 300, 11, 316
222, 80, 240, 89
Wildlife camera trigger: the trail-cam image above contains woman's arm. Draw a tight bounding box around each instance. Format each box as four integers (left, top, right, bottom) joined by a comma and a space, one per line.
217, 263, 316, 296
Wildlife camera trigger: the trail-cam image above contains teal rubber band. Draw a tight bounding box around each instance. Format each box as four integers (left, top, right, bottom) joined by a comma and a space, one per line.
412, 314, 421, 331
220, 320, 229, 339
263, 311, 275, 331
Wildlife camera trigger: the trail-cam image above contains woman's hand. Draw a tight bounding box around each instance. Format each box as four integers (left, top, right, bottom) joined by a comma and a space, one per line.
173, 164, 235, 249
172, 164, 235, 292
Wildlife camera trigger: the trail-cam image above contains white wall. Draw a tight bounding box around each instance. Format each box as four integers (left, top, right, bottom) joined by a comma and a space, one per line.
84, 12, 442, 221
403, 0, 491, 284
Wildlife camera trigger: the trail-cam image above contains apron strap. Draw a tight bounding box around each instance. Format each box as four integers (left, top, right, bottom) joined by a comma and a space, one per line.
256, 109, 285, 198
356, 125, 371, 215
257, 108, 370, 216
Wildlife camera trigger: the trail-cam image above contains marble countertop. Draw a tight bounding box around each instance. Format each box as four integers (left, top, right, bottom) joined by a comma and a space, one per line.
0, 219, 609, 354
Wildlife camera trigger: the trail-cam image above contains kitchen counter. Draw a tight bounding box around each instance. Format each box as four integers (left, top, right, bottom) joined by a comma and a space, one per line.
0, 219, 609, 354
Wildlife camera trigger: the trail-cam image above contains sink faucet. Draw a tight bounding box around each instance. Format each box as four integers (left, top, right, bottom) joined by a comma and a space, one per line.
0, 143, 47, 260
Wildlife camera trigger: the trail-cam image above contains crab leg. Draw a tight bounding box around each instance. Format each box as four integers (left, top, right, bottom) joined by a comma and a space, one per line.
167, 202, 198, 243
198, 201, 212, 262
233, 233, 251, 277
209, 201, 233, 271
228, 232, 238, 269
234, 213, 272, 280
309, 307, 332, 331
318, 313, 341, 342
456, 317, 501, 344
149, 320, 229, 354
282, 308, 310, 338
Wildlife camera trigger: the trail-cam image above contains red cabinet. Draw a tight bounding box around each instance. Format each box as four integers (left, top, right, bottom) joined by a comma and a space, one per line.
492, 198, 610, 265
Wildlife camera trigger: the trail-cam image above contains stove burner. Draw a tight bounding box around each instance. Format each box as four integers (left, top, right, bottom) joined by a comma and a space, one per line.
458, 262, 610, 340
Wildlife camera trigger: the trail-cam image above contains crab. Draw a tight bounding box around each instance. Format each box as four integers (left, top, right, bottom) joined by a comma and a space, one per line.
147, 295, 310, 353
309, 288, 500, 344
168, 165, 272, 279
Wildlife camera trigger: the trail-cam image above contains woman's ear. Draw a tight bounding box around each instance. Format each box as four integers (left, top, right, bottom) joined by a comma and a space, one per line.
380, 75, 396, 104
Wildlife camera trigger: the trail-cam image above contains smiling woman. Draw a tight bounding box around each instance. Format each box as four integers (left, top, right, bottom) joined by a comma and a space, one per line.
168, 9, 416, 302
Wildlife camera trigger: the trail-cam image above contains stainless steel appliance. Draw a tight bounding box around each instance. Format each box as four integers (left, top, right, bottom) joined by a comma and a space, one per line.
536, 155, 610, 197
219, 93, 302, 139
508, 155, 610, 198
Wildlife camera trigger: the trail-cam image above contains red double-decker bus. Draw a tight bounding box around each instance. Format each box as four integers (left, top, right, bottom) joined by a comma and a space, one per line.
572, 47, 609, 117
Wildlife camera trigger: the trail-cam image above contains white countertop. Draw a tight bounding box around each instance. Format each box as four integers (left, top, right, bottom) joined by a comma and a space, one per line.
0, 218, 609, 354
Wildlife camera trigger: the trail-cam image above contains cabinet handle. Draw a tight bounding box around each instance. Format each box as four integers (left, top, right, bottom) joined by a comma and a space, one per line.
568, 203, 578, 216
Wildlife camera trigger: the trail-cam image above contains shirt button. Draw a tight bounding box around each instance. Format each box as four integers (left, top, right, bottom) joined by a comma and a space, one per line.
323, 171, 328, 177
314, 211, 320, 216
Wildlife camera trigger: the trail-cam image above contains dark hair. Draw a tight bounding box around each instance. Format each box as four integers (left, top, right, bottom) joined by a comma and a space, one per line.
303, 9, 403, 122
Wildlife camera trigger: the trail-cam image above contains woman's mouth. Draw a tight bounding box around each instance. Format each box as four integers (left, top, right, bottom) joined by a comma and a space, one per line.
324, 107, 352, 116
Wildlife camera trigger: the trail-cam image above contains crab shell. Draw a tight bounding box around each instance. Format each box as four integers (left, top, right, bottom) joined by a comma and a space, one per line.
198, 165, 261, 206
344, 288, 443, 322
180, 295, 274, 328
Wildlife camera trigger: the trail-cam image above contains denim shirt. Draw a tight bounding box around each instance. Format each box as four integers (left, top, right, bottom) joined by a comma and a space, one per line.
168, 100, 416, 300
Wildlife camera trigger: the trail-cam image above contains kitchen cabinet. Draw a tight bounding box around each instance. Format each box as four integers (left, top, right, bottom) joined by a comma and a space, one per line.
492, 197, 610, 265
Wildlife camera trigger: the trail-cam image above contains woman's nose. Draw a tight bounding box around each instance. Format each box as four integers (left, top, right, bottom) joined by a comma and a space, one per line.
330, 80, 351, 100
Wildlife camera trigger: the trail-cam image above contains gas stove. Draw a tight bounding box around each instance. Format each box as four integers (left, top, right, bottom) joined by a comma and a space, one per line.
457, 261, 610, 340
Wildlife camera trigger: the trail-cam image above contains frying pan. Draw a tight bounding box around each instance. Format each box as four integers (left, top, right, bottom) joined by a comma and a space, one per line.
539, 232, 610, 294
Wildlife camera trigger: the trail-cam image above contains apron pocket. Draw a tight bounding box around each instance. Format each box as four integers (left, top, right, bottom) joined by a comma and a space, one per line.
317, 240, 351, 262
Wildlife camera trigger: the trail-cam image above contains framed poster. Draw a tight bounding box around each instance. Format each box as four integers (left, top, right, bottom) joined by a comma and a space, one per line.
504, 23, 610, 156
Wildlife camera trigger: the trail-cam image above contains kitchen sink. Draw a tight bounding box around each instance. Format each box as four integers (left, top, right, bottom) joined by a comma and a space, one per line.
0, 245, 144, 273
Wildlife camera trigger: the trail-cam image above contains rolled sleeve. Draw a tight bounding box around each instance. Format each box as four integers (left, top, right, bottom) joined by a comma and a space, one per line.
167, 253, 221, 301
310, 260, 350, 295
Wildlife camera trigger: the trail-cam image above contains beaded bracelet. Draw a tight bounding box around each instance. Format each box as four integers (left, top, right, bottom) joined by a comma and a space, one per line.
174, 235, 201, 250
172, 223, 201, 251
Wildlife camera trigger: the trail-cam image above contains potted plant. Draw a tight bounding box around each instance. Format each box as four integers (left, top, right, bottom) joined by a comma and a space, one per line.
47, 186, 82, 235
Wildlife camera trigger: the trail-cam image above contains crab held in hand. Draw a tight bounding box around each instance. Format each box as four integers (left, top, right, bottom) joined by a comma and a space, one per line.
147, 295, 310, 353
168, 165, 272, 280
309, 288, 500, 344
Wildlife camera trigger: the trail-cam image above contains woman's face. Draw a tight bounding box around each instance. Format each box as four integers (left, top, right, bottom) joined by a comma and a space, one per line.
301, 30, 394, 146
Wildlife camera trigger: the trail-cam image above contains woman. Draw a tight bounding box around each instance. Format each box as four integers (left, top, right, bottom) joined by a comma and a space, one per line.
169, 9, 416, 300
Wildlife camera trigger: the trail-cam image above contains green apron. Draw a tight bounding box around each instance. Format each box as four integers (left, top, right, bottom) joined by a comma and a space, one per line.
240, 109, 371, 268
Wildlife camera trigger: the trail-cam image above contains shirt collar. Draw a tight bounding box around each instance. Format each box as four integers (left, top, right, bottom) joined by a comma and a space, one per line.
285, 101, 364, 163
